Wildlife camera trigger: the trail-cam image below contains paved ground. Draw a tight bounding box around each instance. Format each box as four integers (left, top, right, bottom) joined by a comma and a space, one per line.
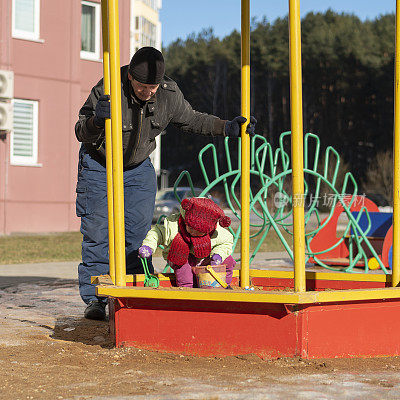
0, 252, 293, 283
1, 254, 399, 399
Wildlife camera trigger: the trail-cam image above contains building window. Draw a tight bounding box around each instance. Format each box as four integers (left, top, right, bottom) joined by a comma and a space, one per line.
81, 1, 101, 61
137, 17, 157, 48
12, 0, 41, 41
141, 0, 159, 11
11, 99, 39, 166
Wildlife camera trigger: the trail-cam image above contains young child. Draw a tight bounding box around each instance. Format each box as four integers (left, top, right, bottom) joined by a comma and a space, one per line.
138, 197, 236, 288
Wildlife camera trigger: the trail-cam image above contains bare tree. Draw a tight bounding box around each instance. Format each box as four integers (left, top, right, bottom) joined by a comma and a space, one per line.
363, 150, 393, 205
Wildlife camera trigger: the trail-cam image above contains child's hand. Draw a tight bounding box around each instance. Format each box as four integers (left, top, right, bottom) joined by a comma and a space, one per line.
138, 245, 153, 258
210, 254, 222, 265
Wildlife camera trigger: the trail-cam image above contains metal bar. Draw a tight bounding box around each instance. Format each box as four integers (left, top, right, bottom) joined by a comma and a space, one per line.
393, 0, 400, 287
101, 0, 115, 284
288, 0, 306, 292
108, 0, 126, 286
240, 0, 251, 288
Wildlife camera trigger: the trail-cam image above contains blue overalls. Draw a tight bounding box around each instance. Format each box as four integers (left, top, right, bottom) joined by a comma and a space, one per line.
76, 145, 156, 304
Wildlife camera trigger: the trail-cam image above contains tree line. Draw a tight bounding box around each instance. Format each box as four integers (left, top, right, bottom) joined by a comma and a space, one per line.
161, 10, 395, 196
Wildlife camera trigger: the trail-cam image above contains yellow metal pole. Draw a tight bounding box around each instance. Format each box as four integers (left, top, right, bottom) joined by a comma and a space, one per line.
288, 0, 306, 292
101, 0, 116, 284
240, 0, 250, 288
393, 0, 400, 287
108, 0, 126, 286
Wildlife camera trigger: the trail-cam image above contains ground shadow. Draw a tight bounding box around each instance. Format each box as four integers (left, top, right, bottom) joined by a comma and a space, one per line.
0, 276, 78, 289
51, 315, 114, 348
0, 276, 114, 348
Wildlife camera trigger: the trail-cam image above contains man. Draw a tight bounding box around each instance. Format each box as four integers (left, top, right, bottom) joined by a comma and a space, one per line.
75, 47, 256, 320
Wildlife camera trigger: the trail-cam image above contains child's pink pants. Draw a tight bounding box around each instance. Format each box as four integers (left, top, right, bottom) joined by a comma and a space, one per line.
171, 255, 236, 288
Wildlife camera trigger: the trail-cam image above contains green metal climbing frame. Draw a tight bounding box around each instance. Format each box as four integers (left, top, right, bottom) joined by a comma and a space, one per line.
168, 132, 389, 274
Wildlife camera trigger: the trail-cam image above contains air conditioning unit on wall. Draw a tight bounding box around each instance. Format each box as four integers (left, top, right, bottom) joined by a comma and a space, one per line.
0, 70, 14, 99
0, 101, 13, 131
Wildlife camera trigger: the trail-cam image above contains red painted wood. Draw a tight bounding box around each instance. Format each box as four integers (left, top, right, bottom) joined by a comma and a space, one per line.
109, 276, 400, 358
302, 300, 400, 358
382, 225, 393, 268
110, 297, 400, 358
111, 298, 299, 358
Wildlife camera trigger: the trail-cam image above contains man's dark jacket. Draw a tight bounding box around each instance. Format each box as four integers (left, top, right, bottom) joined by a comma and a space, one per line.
75, 65, 226, 169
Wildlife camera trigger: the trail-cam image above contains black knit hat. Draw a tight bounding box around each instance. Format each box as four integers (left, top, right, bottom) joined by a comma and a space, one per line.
129, 47, 165, 84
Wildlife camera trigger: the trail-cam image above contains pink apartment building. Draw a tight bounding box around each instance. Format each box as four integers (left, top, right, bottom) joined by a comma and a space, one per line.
0, 0, 133, 235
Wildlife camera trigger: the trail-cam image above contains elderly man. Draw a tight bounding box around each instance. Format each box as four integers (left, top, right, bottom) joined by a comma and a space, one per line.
75, 47, 256, 320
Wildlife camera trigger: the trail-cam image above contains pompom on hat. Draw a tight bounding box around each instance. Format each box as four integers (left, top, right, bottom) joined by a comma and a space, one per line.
181, 197, 231, 234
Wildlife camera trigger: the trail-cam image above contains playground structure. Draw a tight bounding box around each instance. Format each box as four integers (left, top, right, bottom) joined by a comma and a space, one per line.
309, 200, 394, 272
92, 0, 400, 358
170, 130, 395, 275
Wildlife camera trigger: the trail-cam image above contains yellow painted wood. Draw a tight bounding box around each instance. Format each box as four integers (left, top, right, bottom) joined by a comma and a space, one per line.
92, 268, 390, 287
91, 275, 114, 285
101, 0, 115, 284
288, 0, 306, 292
301, 287, 400, 304
108, 0, 126, 286
93, 268, 391, 286
248, 269, 390, 283
125, 273, 174, 282
96, 284, 400, 304
240, 0, 251, 288
92, 273, 174, 285
393, 0, 400, 287
97, 285, 303, 303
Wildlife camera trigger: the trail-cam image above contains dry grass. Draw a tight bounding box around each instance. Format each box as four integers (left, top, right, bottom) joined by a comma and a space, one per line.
0, 228, 293, 265
0, 232, 82, 264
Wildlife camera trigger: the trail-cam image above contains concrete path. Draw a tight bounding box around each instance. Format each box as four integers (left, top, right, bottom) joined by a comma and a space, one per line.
0, 252, 294, 285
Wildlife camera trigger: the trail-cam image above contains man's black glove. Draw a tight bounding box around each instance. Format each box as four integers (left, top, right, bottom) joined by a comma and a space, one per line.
224, 116, 257, 138
93, 95, 111, 128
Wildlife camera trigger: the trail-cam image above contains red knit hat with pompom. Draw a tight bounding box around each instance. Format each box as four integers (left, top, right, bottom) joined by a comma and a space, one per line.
181, 197, 231, 234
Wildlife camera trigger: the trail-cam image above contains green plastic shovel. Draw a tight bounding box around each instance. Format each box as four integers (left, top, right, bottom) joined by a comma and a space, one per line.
140, 257, 160, 288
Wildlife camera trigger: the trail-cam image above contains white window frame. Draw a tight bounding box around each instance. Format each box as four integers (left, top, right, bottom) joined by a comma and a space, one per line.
12, 0, 41, 42
80, 1, 101, 61
10, 99, 40, 167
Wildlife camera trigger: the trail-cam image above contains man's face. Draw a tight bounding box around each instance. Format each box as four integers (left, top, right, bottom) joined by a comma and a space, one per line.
128, 73, 159, 101
185, 225, 207, 237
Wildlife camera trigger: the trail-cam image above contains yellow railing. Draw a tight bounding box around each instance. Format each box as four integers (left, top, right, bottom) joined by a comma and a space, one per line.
288, 0, 306, 291
393, 0, 400, 287
101, 0, 116, 284
104, 0, 126, 287
240, 0, 251, 288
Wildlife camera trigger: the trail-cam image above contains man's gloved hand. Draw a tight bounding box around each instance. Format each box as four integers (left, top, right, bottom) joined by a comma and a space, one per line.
93, 94, 111, 128
246, 116, 257, 136
225, 116, 257, 138
210, 254, 223, 265
138, 245, 153, 258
